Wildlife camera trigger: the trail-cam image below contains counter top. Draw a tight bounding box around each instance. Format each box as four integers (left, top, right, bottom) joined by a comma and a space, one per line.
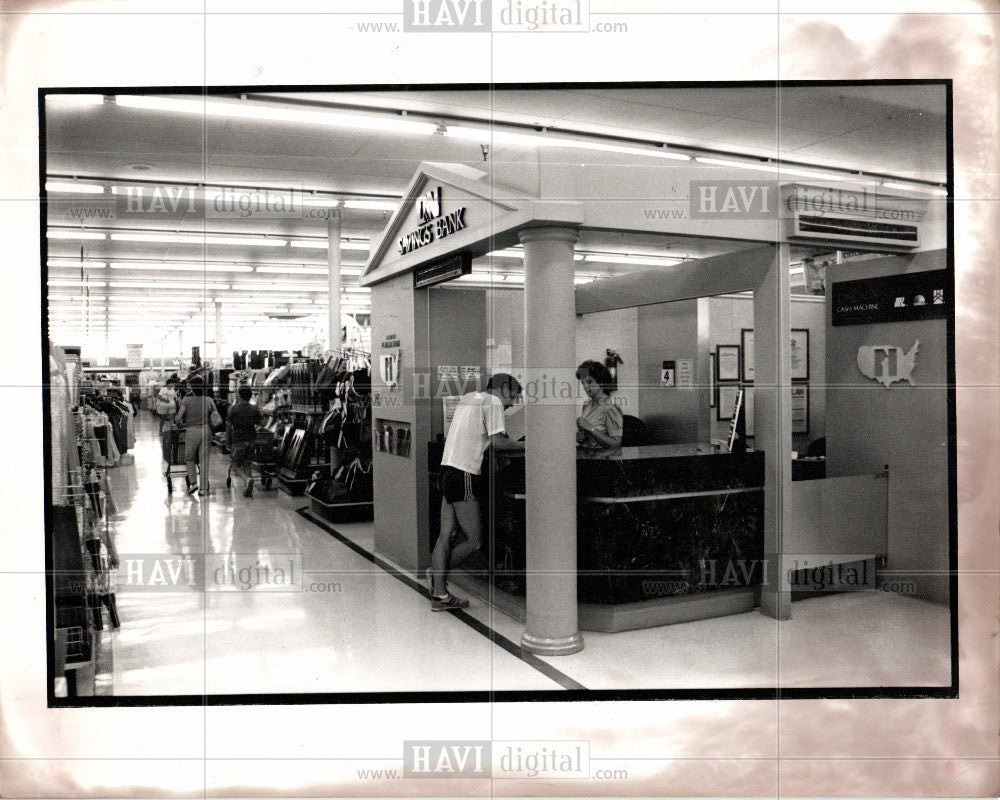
501, 443, 742, 461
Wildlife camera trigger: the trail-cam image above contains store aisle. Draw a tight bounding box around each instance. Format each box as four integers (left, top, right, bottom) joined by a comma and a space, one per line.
105, 412, 562, 695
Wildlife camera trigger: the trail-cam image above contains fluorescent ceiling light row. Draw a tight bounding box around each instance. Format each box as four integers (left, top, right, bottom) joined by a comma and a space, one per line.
48, 228, 373, 249
47, 259, 363, 276
444, 125, 691, 162
582, 253, 685, 267
114, 95, 438, 135
50, 177, 399, 207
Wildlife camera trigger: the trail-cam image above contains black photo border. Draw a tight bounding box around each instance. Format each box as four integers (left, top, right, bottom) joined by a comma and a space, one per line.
39, 79, 958, 707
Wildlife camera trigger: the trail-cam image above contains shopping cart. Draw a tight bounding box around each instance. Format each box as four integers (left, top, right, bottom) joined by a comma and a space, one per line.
161, 425, 189, 495
227, 428, 278, 490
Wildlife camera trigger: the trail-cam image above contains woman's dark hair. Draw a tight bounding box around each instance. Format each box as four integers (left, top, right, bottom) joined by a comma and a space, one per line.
166, 375, 179, 386
189, 378, 205, 396
237, 385, 253, 402
576, 360, 615, 394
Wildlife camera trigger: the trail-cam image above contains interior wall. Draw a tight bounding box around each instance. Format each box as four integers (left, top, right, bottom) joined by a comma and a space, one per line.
427, 288, 488, 440
705, 294, 826, 450
825, 249, 950, 605
370, 273, 430, 573
575, 307, 640, 418
484, 288, 524, 378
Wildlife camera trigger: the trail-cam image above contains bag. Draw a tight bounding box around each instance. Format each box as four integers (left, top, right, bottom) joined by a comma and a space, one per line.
155, 387, 177, 417
209, 401, 223, 430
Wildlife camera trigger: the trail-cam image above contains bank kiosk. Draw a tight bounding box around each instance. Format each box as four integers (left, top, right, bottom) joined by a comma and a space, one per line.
360, 161, 947, 655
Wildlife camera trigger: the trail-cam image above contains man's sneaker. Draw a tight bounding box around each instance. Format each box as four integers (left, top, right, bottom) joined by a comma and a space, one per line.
186, 481, 198, 496
431, 592, 469, 612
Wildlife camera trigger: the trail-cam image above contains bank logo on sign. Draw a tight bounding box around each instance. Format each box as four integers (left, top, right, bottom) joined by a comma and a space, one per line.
857, 341, 920, 388
404, 0, 490, 31
418, 187, 442, 222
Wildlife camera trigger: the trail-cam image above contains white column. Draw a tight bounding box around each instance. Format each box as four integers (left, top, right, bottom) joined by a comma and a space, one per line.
755, 243, 793, 620
214, 300, 223, 369
519, 226, 584, 656
328, 210, 343, 353
177, 328, 184, 365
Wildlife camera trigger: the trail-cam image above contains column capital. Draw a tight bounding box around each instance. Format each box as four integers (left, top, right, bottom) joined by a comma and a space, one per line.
517, 225, 579, 246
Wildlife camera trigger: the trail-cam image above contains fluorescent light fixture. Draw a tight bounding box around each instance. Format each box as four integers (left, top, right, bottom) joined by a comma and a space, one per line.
48, 260, 108, 269
445, 125, 691, 161
47, 229, 107, 240
219, 297, 308, 305
114, 96, 438, 135
45, 181, 105, 194
789, 267, 805, 275
110, 295, 206, 303
300, 197, 341, 208
341, 287, 370, 294
343, 199, 400, 211
255, 266, 325, 276
110, 261, 253, 273
574, 276, 595, 285
881, 181, 949, 197
49, 278, 107, 287
694, 156, 862, 183
583, 253, 684, 267
288, 239, 371, 251
111, 232, 287, 247
109, 280, 230, 290
229, 283, 325, 293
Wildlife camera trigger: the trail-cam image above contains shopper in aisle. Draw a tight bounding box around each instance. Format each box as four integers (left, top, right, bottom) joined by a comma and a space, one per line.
226, 385, 263, 498
175, 377, 222, 496
155, 375, 180, 433
431, 373, 523, 611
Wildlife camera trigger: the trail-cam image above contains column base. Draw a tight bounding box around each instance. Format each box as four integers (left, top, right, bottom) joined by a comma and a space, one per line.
520, 631, 584, 656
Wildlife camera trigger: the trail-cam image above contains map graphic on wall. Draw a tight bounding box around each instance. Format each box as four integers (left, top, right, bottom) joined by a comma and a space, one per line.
856, 341, 920, 387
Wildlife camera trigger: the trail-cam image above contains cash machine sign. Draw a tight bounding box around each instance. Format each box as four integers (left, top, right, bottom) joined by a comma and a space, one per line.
856, 341, 919, 388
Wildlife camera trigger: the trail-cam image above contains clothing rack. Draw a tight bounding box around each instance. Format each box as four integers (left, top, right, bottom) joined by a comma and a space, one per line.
51, 343, 122, 699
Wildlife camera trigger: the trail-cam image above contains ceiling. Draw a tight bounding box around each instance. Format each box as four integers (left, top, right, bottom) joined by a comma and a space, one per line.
43, 84, 948, 355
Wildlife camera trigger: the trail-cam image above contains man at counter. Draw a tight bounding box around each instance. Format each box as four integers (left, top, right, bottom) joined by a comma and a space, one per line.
430, 373, 524, 611
575, 360, 623, 451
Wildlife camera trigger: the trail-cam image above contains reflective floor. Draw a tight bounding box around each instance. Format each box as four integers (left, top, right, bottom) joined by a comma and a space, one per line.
90, 412, 951, 696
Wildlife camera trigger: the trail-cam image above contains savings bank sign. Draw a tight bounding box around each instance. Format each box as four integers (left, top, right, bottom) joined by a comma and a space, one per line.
398, 187, 468, 256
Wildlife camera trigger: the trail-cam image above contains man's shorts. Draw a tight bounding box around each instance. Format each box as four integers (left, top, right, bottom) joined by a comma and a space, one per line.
230, 441, 254, 468
439, 465, 483, 504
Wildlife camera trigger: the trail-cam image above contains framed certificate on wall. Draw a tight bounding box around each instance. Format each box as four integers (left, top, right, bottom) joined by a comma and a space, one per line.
715, 345, 740, 382
740, 328, 810, 381
791, 383, 809, 434
790, 329, 810, 381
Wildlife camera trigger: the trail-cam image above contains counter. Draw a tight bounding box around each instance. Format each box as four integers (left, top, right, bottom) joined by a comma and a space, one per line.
428, 442, 765, 624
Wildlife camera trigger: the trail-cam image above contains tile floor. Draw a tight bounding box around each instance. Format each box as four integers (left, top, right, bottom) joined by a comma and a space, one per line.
94, 413, 951, 696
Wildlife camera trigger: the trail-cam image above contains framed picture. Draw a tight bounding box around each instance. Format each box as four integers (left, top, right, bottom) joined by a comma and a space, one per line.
716, 345, 740, 382
791, 383, 809, 434
717, 384, 740, 421
709, 352, 716, 407
791, 328, 810, 381
739, 328, 809, 381
741, 328, 755, 382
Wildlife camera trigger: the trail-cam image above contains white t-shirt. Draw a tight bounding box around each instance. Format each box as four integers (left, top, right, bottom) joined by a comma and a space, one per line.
441, 391, 506, 475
